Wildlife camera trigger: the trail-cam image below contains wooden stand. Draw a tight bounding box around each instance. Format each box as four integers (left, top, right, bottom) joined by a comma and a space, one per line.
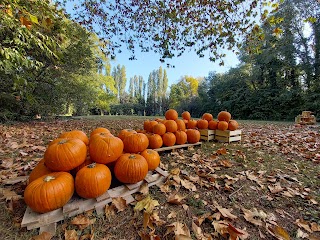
295, 111, 316, 125
199, 129, 215, 141
200, 129, 242, 143
153, 142, 202, 152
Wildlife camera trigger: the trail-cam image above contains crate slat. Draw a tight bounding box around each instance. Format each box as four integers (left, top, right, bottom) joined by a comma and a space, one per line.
153, 142, 202, 152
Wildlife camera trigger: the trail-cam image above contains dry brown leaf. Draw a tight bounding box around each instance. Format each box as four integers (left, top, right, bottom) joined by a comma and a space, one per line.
311, 222, 320, 232
296, 229, 309, 238
212, 221, 248, 240
104, 204, 116, 220
220, 160, 233, 168
160, 182, 171, 193
0, 188, 22, 201
143, 211, 151, 230
267, 224, 291, 240
79, 232, 94, 240
168, 211, 177, 219
268, 182, 284, 194
138, 229, 161, 240
194, 212, 211, 226
180, 179, 197, 191
227, 223, 249, 240
150, 211, 166, 226
112, 197, 128, 212
217, 207, 238, 220
171, 168, 181, 175
242, 208, 267, 226
166, 222, 191, 239
216, 147, 227, 155
71, 215, 96, 229
139, 182, 149, 195
295, 219, 312, 233
192, 221, 205, 240
31, 232, 53, 240
65, 229, 78, 240
167, 192, 185, 205
1, 158, 14, 168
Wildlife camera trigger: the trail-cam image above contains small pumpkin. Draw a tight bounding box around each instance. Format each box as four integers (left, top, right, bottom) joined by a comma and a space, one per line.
90, 127, 111, 138
75, 163, 112, 199
148, 134, 163, 149
202, 113, 213, 122
186, 129, 200, 143
217, 121, 229, 131
118, 129, 137, 141
153, 123, 166, 136
162, 132, 176, 146
175, 130, 187, 145
217, 111, 232, 122
123, 133, 149, 153
140, 149, 160, 171
114, 153, 149, 184
208, 120, 218, 130
181, 111, 191, 120
59, 130, 89, 145
143, 120, 151, 132
228, 120, 239, 131
165, 109, 178, 120
44, 138, 87, 171
28, 159, 53, 184
148, 121, 158, 133
197, 119, 208, 129
164, 120, 178, 133
187, 119, 198, 129
24, 172, 74, 213
175, 119, 186, 131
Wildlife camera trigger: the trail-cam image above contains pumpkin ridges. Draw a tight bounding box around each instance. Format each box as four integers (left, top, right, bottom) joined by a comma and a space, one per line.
228, 120, 239, 130
217, 121, 229, 131
59, 130, 89, 145
186, 129, 201, 143
217, 111, 232, 122
165, 109, 178, 120
28, 159, 53, 184
147, 134, 163, 149
141, 149, 160, 170
123, 133, 149, 153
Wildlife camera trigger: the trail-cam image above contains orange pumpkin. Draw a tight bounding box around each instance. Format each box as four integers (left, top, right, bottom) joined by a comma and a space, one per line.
165, 109, 178, 120
153, 123, 166, 135
59, 130, 89, 145
197, 119, 208, 129
28, 159, 53, 184
162, 132, 176, 146
181, 111, 191, 120
186, 129, 200, 143
175, 119, 186, 131
140, 149, 160, 171
175, 130, 187, 145
143, 120, 151, 132
148, 121, 158, 132
75, 163, 112, 199
123, 133, 149, 153
228, 120, 239, 131
202, 113, 213, 122
44, 138, 87, 171
187, 119, 198, 129
118, 129, 137, 141
24, 172, 74, 213
217, 111, 232, 122
89, 134, 124, 164
90, 127, 111, 138
148, 134, 163, 149
114, 154, 149, 184
217, 121, 229, 131
208, 120, 218, 130
164, 120, 178, 133
70, 157, 93, 176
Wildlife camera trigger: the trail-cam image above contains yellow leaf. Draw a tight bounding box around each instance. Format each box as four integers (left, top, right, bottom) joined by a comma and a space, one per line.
268, 225, 291, 240
29, 13, 39, 24
134, 195, 159, 213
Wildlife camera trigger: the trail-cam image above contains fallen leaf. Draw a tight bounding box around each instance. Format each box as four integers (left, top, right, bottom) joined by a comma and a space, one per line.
112, 197, 128, 212
31, 231, 53, 240
295, 219, 312, 233
104, 204, 116, 220
166, 222, 191, 239
171, 168, 181, 175
267, 224, 290, 240
180, 179, 197, 191
296, 229, 309, 238
167, 192, 185, 205
220, 160, 233, 167
311, 222, 320, 232
192, 221, 205, 239
168, 211, 177, 219
65, 229, 78, 240
134, 195, 159, 213
217, 207, 238, 220
268, 182, 284, 194
71, 215, 96, 229
139, 183, 149, 195
242, 208, 267, 226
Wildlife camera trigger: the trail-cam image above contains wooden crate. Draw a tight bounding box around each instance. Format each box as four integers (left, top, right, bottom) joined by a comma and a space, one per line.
199, 129, 215, 141
153, 142, 202, 152
21, 167, 168, 235
215, 129, 242, 143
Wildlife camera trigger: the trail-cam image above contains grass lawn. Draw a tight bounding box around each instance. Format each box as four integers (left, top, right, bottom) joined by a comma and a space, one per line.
0, 116, 319, 239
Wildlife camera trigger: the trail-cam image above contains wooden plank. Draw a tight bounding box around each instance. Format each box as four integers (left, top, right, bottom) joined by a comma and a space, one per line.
154, 142, 202, 152
199, 129, 215, 136
63, 198, 96, 215
39, 223, 56, 236
21, 207, 40, 227
126, 180, 144, 190
200, 135, 215, 141
155, 167, 169, 177
215, 129, 242, 137
215, 135, 242, 143
26, 209, 64, 230
144, 173, 161, 183
96, 191, 111, 202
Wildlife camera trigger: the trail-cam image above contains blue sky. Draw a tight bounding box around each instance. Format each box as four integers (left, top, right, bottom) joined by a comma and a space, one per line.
110, 47, 240, 89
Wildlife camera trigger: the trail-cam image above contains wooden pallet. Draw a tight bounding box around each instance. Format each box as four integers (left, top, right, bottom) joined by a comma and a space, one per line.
199, 129, 215, 141
153, 142, 202, 152
21, 167, 168, 235
215, 129, 242, 143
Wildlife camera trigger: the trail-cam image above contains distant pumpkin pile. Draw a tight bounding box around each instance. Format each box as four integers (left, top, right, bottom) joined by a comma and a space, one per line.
25, 127, 161, 214
197, 110, 239, 131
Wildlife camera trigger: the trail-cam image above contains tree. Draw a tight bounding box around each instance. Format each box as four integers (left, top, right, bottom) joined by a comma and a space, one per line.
112, 64, 127, 103
57, 0, 282, 64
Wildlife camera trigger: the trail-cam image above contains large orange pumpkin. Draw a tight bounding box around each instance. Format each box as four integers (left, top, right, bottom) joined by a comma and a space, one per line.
187, 119, 198, 129
217, 111, 232, 122
70, 157, 93, 176
217, 121, 229, 131
89, 134, 124, 164
59, 130, 89, 145
162, 132, 176, 146
197, 119, 208, 129
114, 154, 149, 184
28, 159, 53, 184
24, 172, 74, 213
228, 120, 239, 131
153, 123, 166, 136
175, 130, 187, 145
202, 113, 213, 122
123, 133, 149, 153
186, 129, 200, 143
75, 163, 112, 199
175, 119, 186, 131
164, 120, 178, 133
208, 120, 218, 130
118, 129, 137, 141
44, 138, 87, 171
140, 149, 160, 171
165, 109, 178, 120
147, 134, 163, 149
90, 127, 111, 138
181, 111, 191, 120
148, 121, 158, 133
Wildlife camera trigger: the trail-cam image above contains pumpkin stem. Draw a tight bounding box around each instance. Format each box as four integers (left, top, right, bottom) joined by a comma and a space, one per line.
129, 154, 136, 159
58, 139, 68, 144
44, 175, 55, 182
87, 162, 96, 168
